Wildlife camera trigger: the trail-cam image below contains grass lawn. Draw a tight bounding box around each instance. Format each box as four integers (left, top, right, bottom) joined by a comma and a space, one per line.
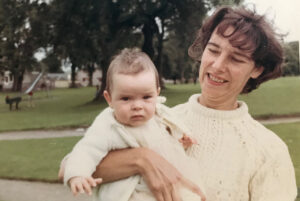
0, 122, 299, 190
0, 76, 300, 132
162, 76, 300, 117
266, 122, 300, 188
238, 76, 300, 117
0, 87, 107, 132
0, 137, 81, 182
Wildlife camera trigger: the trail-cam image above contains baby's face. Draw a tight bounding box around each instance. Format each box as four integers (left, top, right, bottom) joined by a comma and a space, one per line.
104, 70, 159, 127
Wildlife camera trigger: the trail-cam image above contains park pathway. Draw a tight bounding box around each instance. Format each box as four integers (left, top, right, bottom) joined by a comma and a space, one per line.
0, 117, 300, 201
0, 179, 90, 201
0, 128, 86, 140
1, 117, 300, 141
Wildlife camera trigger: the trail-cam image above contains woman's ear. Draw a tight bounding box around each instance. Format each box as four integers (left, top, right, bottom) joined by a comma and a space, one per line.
103, 90, 112, 108
157, 87, 161, 96
250, 66, 264, 79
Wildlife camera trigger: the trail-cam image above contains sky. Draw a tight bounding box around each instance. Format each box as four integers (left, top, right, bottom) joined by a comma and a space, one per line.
244, 0, 300, 42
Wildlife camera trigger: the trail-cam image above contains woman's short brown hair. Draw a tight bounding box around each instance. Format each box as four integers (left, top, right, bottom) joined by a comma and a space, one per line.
189, 6, 283, 93
106, 48, 159, 93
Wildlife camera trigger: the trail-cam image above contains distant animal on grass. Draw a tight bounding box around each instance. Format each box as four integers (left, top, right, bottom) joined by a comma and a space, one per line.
5, 96, 22, 111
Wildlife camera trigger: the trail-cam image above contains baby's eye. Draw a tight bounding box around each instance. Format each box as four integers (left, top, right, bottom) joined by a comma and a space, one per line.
121, 97, 129, 101
143, 95, 152, 99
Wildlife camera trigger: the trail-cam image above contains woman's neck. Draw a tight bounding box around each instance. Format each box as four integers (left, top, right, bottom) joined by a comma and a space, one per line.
198, 95, 239, 110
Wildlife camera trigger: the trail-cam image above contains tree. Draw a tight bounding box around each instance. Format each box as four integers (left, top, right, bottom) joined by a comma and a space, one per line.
166, 0, 207, 83
0, 0, 243, 94
104, 0, 208, 88
46, 0, 244, 101
0, 0, 50, 91
49, 0, 139, 92
282, 41, 299, 76
163, 0, 243, 83
41, 53, 62, 73
121, 0, 243, 86
50, 0, 97, 88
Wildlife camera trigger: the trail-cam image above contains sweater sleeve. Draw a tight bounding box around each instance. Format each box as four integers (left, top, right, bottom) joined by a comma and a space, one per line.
249, 143, 297, 201
63, 108, 130, 185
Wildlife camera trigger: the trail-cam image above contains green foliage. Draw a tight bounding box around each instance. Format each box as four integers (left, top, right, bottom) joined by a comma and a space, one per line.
0, 122, 299, 188
41, 53, 62, 73
266, 122, 300, 187
0, 87, 107, 132
0, 137, 81, 181
0, 76, 299, 132
0, 0, 49, 91
283, 41, 300, 76
238, 76, 300, 117
159, 1, 208, 83
0, 0, 243, 96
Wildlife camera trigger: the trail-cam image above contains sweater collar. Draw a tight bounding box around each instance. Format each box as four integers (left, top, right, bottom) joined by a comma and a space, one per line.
188, 94, 249, 120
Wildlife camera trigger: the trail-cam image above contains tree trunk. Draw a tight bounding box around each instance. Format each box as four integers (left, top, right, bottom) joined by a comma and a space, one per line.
155, 18, 165, 89
142, 19, 156, 59
70, 64, 76, 88
12, 69, 24, 92
93, 59, 108, 101
88, 64, 94, 87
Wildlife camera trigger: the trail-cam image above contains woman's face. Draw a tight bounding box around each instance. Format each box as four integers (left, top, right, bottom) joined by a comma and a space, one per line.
198, 27, 263, 109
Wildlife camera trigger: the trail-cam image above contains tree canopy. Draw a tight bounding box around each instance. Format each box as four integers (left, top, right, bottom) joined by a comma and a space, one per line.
282, 41, 300, 76
0, 0, 243, 98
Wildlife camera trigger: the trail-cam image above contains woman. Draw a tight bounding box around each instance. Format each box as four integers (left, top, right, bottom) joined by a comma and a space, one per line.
60, 6, 297, 201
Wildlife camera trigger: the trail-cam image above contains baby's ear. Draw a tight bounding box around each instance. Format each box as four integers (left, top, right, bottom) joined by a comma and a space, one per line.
103, 90, 112, 108
157, 87, 161, 95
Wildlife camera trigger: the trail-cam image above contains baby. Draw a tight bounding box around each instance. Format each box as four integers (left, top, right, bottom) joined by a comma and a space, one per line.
63, 48, 205, 201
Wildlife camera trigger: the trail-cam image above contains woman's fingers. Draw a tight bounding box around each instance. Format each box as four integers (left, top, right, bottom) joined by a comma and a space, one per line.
162, 184, 174, 201
140, 148, 185, 201
155, 193, 165, 201
180, 177, 206, 201
152, 185, 181, 201
171, 184, 182, 201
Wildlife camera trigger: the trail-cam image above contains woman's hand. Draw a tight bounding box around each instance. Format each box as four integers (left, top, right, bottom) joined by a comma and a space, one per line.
59, 148, 205, 201
137, 148, 206, 201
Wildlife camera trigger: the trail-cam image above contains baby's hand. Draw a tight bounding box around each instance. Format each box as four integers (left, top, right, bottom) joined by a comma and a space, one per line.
69, 176, 102, 196
179, 134, 198, 149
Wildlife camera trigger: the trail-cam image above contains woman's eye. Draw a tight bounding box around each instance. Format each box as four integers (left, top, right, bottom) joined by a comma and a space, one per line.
143, 96, 151, 99
231, 57, 245, 63
208, 48, 219, 54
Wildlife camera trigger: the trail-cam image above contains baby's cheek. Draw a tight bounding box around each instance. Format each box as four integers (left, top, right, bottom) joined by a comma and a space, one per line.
151, 105, 157, 114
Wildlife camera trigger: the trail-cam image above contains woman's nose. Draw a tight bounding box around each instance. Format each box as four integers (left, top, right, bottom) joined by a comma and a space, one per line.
212, 54, 227, 72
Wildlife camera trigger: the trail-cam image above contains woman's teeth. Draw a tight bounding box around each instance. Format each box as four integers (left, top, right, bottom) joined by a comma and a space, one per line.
209, 74, 225, 83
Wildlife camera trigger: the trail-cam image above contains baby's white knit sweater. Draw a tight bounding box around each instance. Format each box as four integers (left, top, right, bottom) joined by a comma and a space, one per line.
172, 94, 297, 201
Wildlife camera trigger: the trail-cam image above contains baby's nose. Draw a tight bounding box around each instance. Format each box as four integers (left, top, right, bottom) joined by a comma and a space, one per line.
131, 100, 143, 110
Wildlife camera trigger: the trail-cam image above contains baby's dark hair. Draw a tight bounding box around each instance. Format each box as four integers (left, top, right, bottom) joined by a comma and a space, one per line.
189, 6, 283, 93
106, 48, 160, 93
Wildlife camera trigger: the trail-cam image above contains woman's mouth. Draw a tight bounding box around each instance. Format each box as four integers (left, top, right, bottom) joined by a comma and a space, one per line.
208, 73, 227, 83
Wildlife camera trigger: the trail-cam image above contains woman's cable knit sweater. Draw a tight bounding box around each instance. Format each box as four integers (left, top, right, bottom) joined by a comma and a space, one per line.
172, 94, 297, 201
